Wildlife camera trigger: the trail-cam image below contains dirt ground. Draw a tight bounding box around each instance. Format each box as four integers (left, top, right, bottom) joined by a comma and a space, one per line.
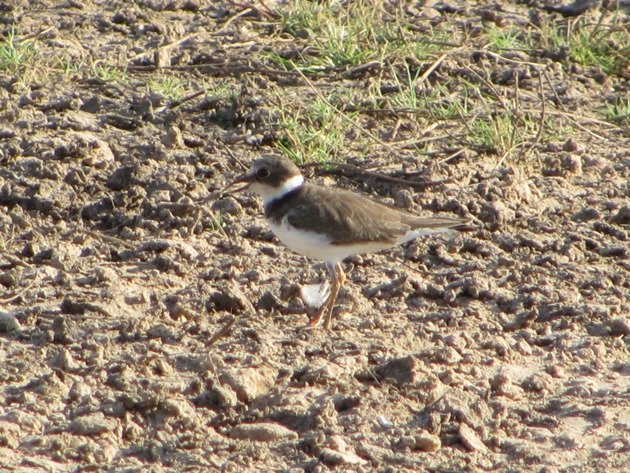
0, 1, 628, 472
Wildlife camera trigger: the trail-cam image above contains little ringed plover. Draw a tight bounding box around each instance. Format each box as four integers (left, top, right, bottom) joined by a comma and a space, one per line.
231, 155, 470, 330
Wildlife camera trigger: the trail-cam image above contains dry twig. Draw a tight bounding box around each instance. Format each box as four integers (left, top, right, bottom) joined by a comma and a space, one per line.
321, 163, 452, 190
205, 317, 236, 348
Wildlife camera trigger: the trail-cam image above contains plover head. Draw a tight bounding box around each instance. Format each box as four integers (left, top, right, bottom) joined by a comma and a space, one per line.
231, 156, 304, 205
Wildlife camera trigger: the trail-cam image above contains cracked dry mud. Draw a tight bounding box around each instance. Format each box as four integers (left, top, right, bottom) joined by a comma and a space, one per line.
0, 1, 629, 472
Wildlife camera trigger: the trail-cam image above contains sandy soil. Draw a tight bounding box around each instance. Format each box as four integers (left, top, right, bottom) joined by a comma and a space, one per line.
0, 1, 628, 472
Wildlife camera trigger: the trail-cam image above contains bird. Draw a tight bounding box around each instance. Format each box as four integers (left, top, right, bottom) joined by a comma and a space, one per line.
230, 155, 470, 330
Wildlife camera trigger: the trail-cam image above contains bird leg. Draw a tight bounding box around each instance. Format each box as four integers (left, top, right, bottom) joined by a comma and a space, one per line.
324, 263, 345, 330
308, 262, 345, 329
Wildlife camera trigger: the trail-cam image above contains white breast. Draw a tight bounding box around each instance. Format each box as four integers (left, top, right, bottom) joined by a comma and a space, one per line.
269, 218, 332, 260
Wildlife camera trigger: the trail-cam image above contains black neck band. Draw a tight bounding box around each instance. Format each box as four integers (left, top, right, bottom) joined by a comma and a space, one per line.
264, 185, 303, 217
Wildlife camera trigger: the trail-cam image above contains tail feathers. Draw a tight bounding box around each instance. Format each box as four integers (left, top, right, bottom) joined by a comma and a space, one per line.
398, 216, 473, 244
409, 216, 473, 232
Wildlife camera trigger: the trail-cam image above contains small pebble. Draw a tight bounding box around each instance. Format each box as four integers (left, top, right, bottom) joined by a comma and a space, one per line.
0, 311, 21, 333
229, 423, 297, 442
415, 432, 441, 451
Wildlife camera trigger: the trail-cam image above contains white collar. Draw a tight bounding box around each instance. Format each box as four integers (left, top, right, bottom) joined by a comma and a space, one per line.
262, 174, 304, 205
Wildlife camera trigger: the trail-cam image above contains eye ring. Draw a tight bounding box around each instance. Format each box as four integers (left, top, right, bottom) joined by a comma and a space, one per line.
256, 168, 270, 179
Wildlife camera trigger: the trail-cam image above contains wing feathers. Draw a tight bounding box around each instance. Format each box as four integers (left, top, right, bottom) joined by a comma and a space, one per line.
282, 185, 470, 245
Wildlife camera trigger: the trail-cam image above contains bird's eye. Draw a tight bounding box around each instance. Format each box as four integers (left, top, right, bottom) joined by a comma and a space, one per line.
256, 168, 270, 179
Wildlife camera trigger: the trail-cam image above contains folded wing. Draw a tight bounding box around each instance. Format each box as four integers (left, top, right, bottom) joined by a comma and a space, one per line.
286, 186, 469, 245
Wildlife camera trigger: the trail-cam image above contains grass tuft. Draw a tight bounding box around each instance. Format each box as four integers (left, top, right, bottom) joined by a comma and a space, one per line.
149, 75, 186, 100
90, 62, 128, 83
529, 15, 629, 76
602, 97, 630, 126
0, 27, 37, 78
275, 0, 443, 69
485, 27, 527, 51
275, 94, 349, 164
567, 29, 627, 76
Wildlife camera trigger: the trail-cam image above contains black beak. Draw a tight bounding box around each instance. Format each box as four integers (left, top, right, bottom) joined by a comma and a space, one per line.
223, 173, 251, 194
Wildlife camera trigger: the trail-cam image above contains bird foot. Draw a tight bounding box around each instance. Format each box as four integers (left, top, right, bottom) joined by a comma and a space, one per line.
306, 305, 329, 328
